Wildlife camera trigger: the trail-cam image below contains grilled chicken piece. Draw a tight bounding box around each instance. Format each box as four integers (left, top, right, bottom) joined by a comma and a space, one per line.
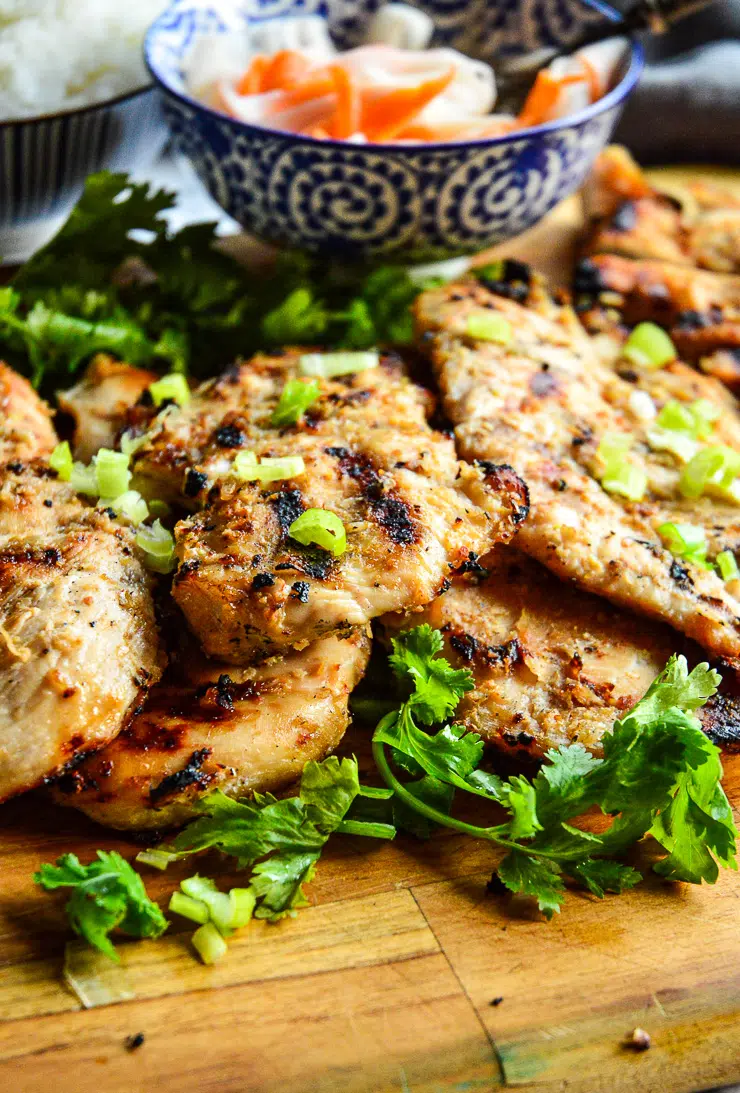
582, 146, 740, 274
414, 279, 740, 664
0, 463, 164, 801
57, 354, 156, 461
0, 362, 56, 462
574, 253, 740, 367
51, 626, 370, 829
383, 547, 739, 759
131, 350, 528, 662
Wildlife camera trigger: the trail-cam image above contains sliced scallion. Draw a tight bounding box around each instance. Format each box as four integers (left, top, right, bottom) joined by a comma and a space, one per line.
658, 521, 712, 569
679, 445, 740, 501
94, 448, 131, 499
120, 429, 149, 457
169, 891, 210, 925
149, 373, 190, 408
271, 378, 321, 427
622, 323, 676, 370
102, 490, 149, 525
232, 451, 306, 484
180, 875, 234, 937
135, 519, 176, 574
49, 441, 73, 481
717, 550, 739, 582
656, 398, 719, 440
466, 311, 513, 345
601, 463, 647, 501
191, 921, 228, 965
135, 849, 176, 871
288, 508, 347, 557
69, 461, 99, 496
298, 351, 379, 379
646, 427, 699, 464
228, 888, 256, 929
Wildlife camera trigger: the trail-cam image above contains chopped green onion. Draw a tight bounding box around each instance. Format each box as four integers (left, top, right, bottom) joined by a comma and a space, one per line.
679, 445, 740, 500
94, 448, 131, 499
646, 427, 699, 464
49, 441, 73, 481
148, 499, 171, 519
658, 521, 712, 569
180, 875, 233, 936
228, 888, 256, 929
232, 451, 306, 484
601, 463, 648, 501
149, 373, 190, 408
271, 379, 321, 427
466, 311, 513, 345
169, 891, 210, 925
288, 508, 347, 557
298, 351, 379, 378
595, 432, 647, 501
135, 849, 176, 871
69, 461, 99, 496
102, 490, 149, 525
120, 430, 149, 457
191, 922, 228, 965
622, 323, 676, 370
135, 519, 176, 574
717, 550, 739, 582
656, 398, 719, 440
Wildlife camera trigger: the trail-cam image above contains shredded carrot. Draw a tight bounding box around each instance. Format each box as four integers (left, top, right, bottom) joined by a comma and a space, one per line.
260, 50, 313, 93
361, 67, 455, 142
328, 64, 361, 139
280, 68, 336, 107
236, 55, 269, 96
516, 70, 585, 129
578, 55, 602, 103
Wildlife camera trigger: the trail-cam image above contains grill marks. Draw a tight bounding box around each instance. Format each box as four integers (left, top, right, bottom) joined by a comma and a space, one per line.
149, 747, 213, 804
271, 488, 305, 535
326, 446, 418, 546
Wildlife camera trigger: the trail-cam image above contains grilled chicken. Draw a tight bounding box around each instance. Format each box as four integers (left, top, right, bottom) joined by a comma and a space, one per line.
414, 279, 740, 664
51, 625, 370, 829
130, 350, 528, 662
0, 362, 56, 462
578, 148, 740, 380
383, 547, 740, 759
0, 465, 164, 802
582, 146, 740, 273
57, 354, 156, 461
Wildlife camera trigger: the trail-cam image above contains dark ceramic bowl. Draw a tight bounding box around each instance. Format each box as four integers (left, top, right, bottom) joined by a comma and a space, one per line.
146, 0, 643, 260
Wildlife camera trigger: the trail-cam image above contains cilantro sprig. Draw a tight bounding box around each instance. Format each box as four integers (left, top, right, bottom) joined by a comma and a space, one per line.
372, 626, 738, 917
33, 850, 168, 960
3, 172, 442, 392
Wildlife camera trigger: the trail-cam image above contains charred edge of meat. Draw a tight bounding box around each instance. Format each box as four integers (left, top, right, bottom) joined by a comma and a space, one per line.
0, 546, 62, 568
701, 692, 740, 753
125, 676, 262, 736
475, 461, 530, 526
252, 572, 275, 591
213, 423, 247, 449
573, 258, 606, 297
184, 469, 208, 498
326, 446, 418, 546
271, 488, 305, 535
46, 747, 113, 793
149, 747, 214, 804
443, 625, 522, 672
452, 551, 489, 580
669, 559, 694, 588
291, 580, 310, 602
477, 259, 532, 303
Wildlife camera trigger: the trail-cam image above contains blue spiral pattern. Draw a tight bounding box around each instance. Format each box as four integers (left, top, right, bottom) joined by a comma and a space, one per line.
146, 0, 640, 259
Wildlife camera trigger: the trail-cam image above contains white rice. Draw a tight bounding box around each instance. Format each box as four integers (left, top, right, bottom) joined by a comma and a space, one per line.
0, 0, 169, 120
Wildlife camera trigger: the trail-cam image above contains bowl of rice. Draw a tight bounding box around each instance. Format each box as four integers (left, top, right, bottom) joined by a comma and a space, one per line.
0, 0, 171, 263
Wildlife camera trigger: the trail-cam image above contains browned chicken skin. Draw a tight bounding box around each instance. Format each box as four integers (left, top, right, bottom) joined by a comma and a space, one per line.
0, 362, 56, 462
51, 625, 371, 829
57, 354, 157, 461
414, 279, 740, 664
130, 350, 528, 662
383, 546, 740, 760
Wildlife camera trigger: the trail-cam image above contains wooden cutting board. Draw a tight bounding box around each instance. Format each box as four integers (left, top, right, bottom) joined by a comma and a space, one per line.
2, 168, 740, 1093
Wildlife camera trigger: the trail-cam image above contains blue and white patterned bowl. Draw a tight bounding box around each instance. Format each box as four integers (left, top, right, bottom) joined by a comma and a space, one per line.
0, 89, 168, 264
146, 0, 644, 260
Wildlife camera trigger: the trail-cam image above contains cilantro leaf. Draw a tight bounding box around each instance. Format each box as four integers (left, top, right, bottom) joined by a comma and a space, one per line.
161, 757, 394, 921
34, 851, 168, 960
388, 624, 475, 725
496, 851, 565, 919
374, 711, 484, 795
569, 858, 642, 898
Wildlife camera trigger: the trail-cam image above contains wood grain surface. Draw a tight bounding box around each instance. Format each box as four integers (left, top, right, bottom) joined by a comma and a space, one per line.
2, 169, 740, 1093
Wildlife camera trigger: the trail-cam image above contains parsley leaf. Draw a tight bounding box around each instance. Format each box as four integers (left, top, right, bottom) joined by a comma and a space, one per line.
161, 756, 394, 921
34, 851, 168, 960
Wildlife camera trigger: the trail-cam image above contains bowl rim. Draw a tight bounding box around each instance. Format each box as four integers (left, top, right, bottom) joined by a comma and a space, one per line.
0, 81, 155, 130
143, 0, 644, 153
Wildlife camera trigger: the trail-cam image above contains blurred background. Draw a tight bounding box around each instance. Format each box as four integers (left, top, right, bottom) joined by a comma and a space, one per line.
615, 0, 740, 162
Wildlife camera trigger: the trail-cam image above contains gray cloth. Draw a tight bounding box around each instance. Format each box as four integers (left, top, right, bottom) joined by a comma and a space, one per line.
614, 0, 740, 163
